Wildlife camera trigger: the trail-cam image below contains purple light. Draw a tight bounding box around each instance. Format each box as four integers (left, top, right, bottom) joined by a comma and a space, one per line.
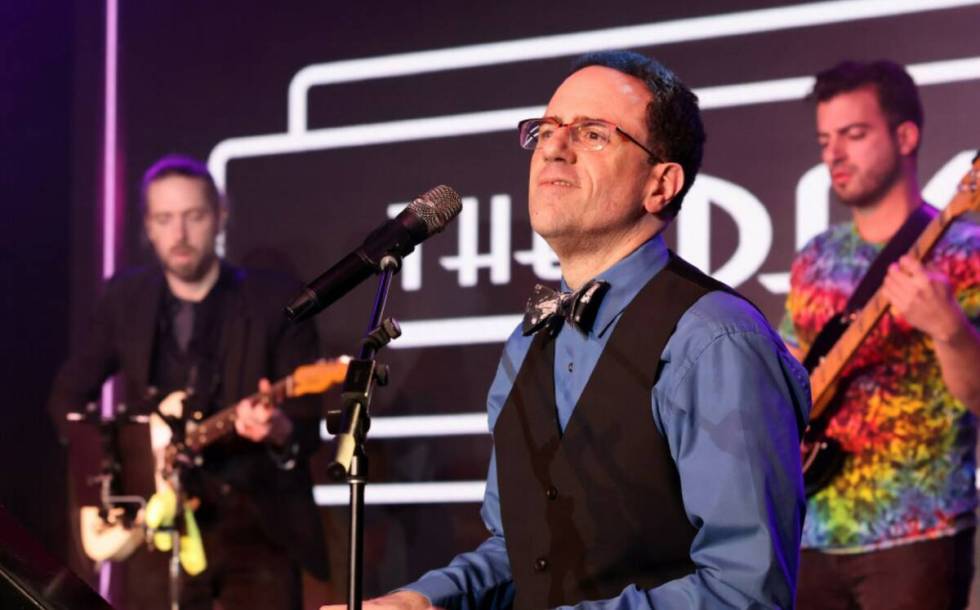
102, 0, 118, 281
99, 0, 119, 420
99, 0, 119, 600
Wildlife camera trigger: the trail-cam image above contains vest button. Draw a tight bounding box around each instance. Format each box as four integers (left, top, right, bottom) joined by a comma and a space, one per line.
534, 557, 548, 572
545, 485, 558, 500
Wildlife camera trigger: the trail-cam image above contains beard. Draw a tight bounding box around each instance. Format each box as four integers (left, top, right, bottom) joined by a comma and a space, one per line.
832, 148, 903, 210
161, 245, 218, 282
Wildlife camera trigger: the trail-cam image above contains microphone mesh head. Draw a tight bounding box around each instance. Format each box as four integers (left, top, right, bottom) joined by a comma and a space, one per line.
408, 185, 463, 235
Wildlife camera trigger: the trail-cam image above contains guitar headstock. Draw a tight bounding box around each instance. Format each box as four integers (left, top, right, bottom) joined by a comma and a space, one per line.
289, 356, 350, 397
947, 150, 980, 217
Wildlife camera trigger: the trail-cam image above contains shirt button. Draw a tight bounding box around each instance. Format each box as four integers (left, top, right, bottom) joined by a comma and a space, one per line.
567, 362, 574, 373
534, 557, 549, 572
545, 485, 558, 500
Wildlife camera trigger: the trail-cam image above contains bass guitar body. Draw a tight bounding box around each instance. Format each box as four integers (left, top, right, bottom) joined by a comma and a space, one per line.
800, 312, 849, 496
801, 427, 846, 497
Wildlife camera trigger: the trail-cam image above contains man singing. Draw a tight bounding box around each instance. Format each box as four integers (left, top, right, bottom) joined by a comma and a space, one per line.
324, 50, 810, 610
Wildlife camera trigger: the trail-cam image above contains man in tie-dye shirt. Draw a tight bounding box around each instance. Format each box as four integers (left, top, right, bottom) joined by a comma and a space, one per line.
782, 60, 980, 610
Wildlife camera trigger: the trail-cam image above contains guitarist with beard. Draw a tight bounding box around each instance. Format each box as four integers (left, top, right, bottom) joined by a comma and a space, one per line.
781, 60, 980, 610
48, 155, 329, 609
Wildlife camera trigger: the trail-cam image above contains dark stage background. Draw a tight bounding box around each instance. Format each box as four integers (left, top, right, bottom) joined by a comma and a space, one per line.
3, 1, 980, 607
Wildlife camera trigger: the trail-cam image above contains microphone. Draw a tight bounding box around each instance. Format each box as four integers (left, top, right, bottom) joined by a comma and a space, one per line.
285, 185, 463, 322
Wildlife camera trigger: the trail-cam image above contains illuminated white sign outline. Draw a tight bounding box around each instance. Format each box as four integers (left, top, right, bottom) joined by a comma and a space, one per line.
207, 8, 980, 353
204, 0, 980, 504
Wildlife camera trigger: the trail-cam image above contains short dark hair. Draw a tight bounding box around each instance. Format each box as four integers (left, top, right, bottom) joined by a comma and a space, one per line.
571, 50, 705, 216
809, 60, 923, 131
140, 154, 221, 214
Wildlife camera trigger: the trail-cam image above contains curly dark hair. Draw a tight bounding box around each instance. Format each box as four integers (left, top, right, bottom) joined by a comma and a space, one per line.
570, 50, 705, 217
809, 60, 923, 134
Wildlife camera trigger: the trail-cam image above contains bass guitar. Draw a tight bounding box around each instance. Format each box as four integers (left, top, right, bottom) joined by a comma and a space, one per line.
802, 155, 980, 496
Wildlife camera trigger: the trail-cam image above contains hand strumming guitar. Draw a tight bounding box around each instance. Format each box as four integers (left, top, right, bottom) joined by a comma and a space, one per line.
883, 255, 966, 340
884, 254, 980, 413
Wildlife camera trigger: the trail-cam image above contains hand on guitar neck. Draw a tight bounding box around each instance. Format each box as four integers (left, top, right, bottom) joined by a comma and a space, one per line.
156, 356, 349, 459
234, 378, 293, 446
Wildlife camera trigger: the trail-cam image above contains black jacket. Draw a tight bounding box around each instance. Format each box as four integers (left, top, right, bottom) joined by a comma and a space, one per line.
49, 262, 328, 579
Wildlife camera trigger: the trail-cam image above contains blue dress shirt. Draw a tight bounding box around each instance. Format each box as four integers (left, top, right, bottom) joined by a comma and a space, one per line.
404, 235, 811, 609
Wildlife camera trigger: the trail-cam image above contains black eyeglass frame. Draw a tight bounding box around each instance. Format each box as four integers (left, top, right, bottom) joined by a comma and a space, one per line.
517, 117, 659, 162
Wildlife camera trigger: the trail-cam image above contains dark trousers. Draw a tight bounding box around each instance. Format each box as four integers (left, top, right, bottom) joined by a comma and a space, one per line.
118, 493, 301, 610
797, 528, 975, 610
118, 539, 300, 610
178, 529, 301, 610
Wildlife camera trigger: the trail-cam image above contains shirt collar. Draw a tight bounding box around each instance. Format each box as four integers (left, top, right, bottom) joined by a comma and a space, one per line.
560, 235, 670, 338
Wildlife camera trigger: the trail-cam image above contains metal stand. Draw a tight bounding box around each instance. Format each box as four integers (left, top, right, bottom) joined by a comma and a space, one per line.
168, 524, 181, 610
65, 396, 157, 607
156, 392, 195, 610
325, 254, 403, 610
66, 402, 151, 525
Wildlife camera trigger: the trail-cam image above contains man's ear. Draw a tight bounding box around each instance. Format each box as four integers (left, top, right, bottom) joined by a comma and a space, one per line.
642, 162, 684, 215
894, 120, 920, 157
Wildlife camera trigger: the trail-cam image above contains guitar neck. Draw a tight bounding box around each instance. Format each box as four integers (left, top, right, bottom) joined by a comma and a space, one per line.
810, 206, 959, 419
183, 376, 293, 452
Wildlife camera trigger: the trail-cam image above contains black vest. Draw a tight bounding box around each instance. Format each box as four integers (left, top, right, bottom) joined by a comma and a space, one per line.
494, 254, 734, 609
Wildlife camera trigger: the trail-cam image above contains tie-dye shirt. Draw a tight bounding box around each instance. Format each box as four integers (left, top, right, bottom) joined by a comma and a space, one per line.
780, 218, 980, 552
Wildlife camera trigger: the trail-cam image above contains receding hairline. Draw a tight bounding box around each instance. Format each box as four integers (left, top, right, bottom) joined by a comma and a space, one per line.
142, 173, 221, 217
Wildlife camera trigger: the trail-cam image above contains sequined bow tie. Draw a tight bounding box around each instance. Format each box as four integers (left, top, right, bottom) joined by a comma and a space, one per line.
521, 279, 610, 336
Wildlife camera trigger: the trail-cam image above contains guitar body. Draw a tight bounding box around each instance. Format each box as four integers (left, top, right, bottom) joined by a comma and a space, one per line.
76, 358, 348, 563
799, 313, 852, 496
149, 390, 189, 487
801, 313, 848, 372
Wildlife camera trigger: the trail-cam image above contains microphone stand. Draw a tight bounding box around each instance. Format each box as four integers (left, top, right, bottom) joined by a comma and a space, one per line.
154, 389, 195, 610
326, 254, 403, 610
164, 419, 185, 610
66, 403, 151, 528
66, 393, 160, 606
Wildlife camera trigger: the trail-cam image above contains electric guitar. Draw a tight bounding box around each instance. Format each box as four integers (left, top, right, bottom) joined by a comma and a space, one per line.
79, 357, 349, 562
802, 155, 980, 496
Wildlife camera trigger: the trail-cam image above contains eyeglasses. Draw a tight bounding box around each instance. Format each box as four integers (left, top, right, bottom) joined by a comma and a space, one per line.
517, 117, 658, 161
